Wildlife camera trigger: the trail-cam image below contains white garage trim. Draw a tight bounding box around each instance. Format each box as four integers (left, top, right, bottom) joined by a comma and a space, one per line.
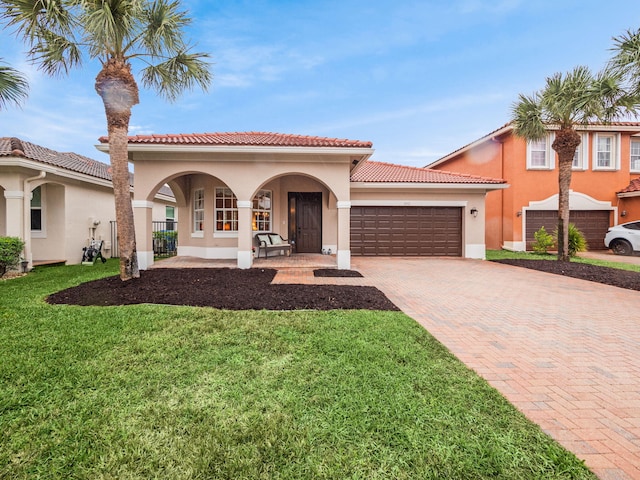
351, 200, 468, 207
527, 191, 613, 211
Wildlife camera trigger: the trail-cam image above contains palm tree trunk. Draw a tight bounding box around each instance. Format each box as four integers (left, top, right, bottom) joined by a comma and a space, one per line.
109, 124, 139, 280
95, 58, 140, 280
553, 128, 581, 262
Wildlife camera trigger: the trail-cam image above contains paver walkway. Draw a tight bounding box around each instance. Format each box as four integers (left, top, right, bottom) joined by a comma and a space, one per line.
348, 257, 640, 480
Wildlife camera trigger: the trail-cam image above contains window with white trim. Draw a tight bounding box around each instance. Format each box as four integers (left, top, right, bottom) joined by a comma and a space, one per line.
631, 139, 640, 172
593, 133, 620, 170
30, 186, 42, 232
252, 190, 272, 232
166, 206, 175, 231
526, 134, 554, 169
572, 133, 588, 170
215, 188, 238, 232
193, 188, 204, 233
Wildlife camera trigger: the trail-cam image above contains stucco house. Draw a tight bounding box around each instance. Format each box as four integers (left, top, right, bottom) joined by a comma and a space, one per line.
96, 132, 508, 270
428, 122, 640, 251
0, 137, 176, 268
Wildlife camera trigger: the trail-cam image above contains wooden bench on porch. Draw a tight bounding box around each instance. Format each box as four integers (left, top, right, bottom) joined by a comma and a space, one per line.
255, 233, 292, 258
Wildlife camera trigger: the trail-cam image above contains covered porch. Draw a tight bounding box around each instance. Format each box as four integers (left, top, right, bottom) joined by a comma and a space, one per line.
98, 132, 374, 271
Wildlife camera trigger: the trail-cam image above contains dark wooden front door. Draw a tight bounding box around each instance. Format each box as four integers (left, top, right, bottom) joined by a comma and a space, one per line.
289, 192, 322, 253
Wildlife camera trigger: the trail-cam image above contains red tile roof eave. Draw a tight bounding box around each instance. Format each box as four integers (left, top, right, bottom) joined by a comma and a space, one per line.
617, 177, 640, 196
351, 160, 506, 184
98, 131, 374, 149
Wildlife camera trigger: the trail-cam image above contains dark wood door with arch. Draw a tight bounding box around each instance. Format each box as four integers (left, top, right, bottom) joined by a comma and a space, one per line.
288, 192, 322, 253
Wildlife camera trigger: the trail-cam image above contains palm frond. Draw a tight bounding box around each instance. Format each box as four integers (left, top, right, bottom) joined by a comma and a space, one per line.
1, 0, 75, 42
79, 0, 141, 58
0, 61, 30, 109
141, 50, 211, 101
28, 29, 82, 75
140, 0, 190, 57
609, 29, 640, 78
511, 93, 546, 140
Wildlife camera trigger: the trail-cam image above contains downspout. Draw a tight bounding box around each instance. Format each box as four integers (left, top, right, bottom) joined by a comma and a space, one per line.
23, 171, 46, 271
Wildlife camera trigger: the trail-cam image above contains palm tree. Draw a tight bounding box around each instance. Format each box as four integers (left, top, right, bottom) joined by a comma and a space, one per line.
511, 66, 637, 261
0, 58, 28, 110
1, 0, 211, 280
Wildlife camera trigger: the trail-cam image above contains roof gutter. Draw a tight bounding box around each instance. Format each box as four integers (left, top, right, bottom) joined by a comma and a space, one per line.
350, 181, 509, 191
617, 191, 640, 198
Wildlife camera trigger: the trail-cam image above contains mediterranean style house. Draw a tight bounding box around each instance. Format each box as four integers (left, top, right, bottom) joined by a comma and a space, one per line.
428, 122, 640, 251
96, 132, 508, 270
0, 137, 176, 268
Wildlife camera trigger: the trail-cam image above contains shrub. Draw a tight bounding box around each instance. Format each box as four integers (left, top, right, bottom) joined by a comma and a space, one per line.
152, 230, 177, 240
554, 223, 588, 257
0, 236, 25, 277
531, 226, 554, 254
567, 223, 588, 256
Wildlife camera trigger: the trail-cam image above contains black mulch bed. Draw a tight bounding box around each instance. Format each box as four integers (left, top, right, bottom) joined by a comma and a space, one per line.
313, 269, 363, 278
46, 268, 399, 311
492, 259, 640, 292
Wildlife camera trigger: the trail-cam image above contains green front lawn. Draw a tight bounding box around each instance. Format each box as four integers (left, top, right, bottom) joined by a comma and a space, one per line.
1, 263, 595, 479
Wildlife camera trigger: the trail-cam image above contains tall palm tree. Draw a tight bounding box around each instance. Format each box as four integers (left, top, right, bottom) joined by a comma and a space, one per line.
511, 66, 637, 261
1, 0, 211, 280
0, 58, 28, 110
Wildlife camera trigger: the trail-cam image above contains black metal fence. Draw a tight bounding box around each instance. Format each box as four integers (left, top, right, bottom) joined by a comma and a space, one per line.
109, 221, 178, 258
152, 221, 178, 257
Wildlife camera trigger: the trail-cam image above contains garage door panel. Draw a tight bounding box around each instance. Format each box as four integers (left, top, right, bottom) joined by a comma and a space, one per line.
525, 210, 610, 250
351, 206, 462, 256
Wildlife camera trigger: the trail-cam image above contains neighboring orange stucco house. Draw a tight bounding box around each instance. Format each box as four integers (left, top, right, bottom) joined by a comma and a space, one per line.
428, 122, 640, 251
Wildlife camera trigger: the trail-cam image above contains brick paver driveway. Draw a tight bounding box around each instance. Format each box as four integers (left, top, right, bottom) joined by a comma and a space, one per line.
351, 257, 640, 480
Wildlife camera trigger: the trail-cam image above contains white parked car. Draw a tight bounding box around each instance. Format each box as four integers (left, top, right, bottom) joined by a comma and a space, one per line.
604, 220, 640, 255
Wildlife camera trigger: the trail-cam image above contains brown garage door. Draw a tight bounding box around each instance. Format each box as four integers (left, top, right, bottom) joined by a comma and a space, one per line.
525, 210, 611, 250
351, 206, 462, 256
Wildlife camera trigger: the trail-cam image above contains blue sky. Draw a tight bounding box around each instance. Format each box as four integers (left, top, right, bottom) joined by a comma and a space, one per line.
2, 0, 640, 167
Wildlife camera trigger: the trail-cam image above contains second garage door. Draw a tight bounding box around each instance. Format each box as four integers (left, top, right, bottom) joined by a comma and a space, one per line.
351, 206, 462, 256
525, 210, 611, 250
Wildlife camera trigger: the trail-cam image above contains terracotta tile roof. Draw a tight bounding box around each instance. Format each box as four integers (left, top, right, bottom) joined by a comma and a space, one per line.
351, 161, 506, 184
618, 177, 640, 194
98, 131, 373, 148
0, 137, 139, 187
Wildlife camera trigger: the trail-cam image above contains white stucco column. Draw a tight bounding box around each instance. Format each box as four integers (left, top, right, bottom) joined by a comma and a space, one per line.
237, 200, 253, 269
4, 190, 24, 238
132, 200, 154, 270
22, 172, 46, 270
336, 200, 351, 270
